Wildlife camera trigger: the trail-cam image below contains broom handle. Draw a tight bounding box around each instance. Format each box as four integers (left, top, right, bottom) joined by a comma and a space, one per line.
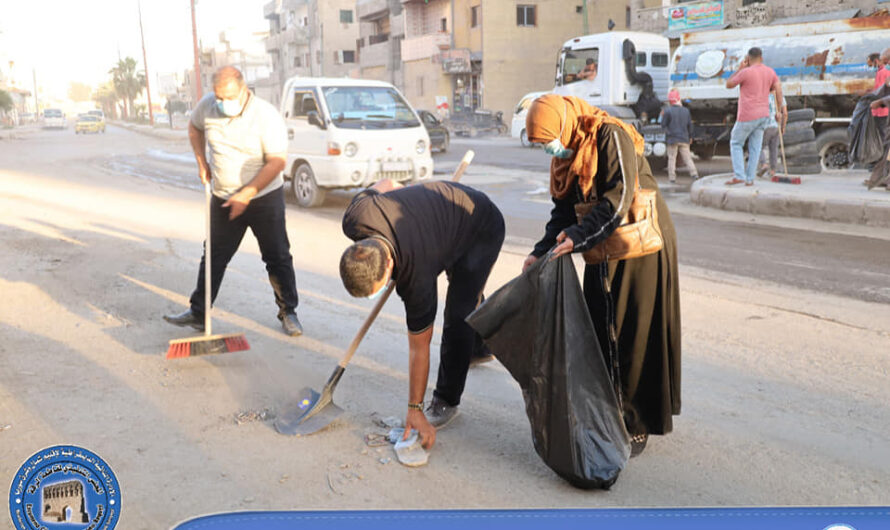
336, 149, 475, 369
778, 122, 789, 177
204, 181, 212, 337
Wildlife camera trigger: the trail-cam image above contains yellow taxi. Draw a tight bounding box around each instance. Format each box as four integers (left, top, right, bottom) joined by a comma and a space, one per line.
75, 114, 105, 134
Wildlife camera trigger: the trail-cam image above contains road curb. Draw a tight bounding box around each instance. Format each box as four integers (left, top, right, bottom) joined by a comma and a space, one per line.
111, 120, 185, 141
689, 173, 890, 228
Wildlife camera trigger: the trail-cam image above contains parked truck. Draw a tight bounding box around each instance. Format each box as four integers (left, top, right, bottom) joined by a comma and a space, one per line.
671, 15, 890, 171
554, 16, 890, 171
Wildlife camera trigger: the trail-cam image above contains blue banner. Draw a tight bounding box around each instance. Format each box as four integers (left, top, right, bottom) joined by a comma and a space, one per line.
173, 507, 890, 530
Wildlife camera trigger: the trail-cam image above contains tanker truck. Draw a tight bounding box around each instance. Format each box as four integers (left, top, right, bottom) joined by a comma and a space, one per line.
670, 15, 890, 172
554, 16, 890, 172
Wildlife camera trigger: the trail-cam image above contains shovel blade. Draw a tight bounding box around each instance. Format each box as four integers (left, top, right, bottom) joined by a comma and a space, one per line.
274, 387, 343, 436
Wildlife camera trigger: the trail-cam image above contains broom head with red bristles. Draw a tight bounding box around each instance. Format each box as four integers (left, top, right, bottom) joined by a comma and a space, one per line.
166, 333, 250, 359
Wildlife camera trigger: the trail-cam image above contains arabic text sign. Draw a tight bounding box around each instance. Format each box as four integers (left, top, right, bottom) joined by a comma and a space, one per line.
668, 1, 724, 32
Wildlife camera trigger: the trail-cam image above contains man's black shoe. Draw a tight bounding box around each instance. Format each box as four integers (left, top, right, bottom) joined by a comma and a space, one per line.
280, 313, 303, 336
163, 309, 205, 331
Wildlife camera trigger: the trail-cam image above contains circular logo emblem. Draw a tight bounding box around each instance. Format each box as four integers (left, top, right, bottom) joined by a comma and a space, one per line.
8, 445, 121, 530
695, 50, 726, 79
824, 525, 856, 530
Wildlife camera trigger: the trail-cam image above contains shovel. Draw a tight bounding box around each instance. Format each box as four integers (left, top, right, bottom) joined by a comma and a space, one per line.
274, 150, 476, 436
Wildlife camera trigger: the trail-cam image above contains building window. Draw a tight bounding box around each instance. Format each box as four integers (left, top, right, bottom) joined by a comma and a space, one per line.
626, 6, 631, 28
441, 17, 447, 32
294, 55, 302, 68
316, 50, 321, 64
636, 52, 646, 67
343, 50, 355, 63
340, 9, 353, 23
471, 5, 480, 28
517, 5, 536, 27
741, 0, 766, 4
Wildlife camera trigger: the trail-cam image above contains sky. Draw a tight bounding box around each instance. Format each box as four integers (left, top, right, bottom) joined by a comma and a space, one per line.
0, 0, 269, 100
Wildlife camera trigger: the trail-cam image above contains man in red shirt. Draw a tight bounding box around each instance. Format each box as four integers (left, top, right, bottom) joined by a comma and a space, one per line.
872, 49, 890, 140
725, 47, 785, 186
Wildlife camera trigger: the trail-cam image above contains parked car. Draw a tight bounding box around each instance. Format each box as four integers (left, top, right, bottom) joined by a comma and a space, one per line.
417, 110, 449, 153
279, 77, 433, 207
75, 115, 105, 134
19, 112, 36, 124
511, 91, 548, 147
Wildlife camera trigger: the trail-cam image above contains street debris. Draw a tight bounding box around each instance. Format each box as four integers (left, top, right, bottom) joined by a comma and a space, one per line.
370, 413, 403, 429
393, 430, 429, 468
378, 457, 391, 465
234, 408, 275, 425
0, 424, 11, 432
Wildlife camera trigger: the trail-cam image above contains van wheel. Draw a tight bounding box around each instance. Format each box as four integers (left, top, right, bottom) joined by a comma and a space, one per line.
441, 132, 449, 153
520, 129, 531, 147
292, 163, 326, 208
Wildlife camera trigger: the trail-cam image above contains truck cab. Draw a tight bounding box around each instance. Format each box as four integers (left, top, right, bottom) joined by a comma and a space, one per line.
279, 77, 433, 207
554, 31, 671, 157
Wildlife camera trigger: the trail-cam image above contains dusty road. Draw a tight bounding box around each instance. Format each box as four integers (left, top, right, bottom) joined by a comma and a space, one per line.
1, 126, 889, 528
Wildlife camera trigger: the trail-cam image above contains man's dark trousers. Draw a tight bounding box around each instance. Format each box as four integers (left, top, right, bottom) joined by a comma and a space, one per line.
433, 209, 506, 407
189, 185, 299, 318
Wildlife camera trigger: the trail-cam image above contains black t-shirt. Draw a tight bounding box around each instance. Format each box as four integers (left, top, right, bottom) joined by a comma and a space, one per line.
342, 181, 498, 333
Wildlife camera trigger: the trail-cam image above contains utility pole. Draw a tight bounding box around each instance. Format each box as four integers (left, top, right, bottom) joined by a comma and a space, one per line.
32, 68, 39, 115
191, 0, 203, 102
582, 1, 589, 35
138, 0, 154, 125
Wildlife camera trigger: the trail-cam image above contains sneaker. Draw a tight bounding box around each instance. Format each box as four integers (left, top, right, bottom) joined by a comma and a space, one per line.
425, 396, 459, 429
279, 313, 303, 336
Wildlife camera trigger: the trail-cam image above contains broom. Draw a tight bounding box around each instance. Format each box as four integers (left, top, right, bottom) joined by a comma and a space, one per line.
167, 181, 250, 359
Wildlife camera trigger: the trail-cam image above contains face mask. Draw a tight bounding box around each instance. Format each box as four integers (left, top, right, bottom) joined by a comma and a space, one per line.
366, 282, 388, 301
544, 101, 574, 159
216, 93, 244, 117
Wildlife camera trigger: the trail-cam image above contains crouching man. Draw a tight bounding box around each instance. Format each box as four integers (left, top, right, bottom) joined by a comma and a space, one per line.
339, 179, 505, 449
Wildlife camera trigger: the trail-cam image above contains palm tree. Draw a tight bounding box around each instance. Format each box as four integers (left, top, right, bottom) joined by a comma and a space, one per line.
109, 57, 145, 120
93, 82, 119, 119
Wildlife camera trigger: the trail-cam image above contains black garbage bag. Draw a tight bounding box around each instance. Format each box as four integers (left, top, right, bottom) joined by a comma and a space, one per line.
466, 254, 630, 489
848, 97, 883, 165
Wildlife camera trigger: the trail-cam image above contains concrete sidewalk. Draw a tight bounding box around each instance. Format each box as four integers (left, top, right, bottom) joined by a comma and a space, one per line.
111, 120, 186, 141
690, 171, 890, 227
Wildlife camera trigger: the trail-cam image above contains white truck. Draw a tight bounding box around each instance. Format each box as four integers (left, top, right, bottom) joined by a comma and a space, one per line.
278, 77, 433, 207
554, 31, 672, 158
555, 16, 890, 171
671, 15, 890, 170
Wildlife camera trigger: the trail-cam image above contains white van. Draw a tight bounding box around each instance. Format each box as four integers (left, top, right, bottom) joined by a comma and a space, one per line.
43, 108, 67, 129
279, 77, 433, 207
510, 91, 549, 147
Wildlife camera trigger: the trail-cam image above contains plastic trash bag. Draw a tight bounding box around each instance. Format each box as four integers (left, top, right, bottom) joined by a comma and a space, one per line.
848, 97, 884, 165
466, 254, 630, 489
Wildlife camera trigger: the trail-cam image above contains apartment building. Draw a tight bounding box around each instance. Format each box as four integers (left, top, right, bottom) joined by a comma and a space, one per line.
356, 0, 407, 87
183, 29, 274, 105
391, 1, 662, 122
263, 0, 360, 105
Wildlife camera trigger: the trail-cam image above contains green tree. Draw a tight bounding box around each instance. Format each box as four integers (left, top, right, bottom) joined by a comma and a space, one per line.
109, 57, 145, 120
68, 82, 93, 102
0, 89, 13, 113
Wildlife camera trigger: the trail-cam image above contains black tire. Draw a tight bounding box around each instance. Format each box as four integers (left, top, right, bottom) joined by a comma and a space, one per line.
520, 129, 531, 147
440, 132, 449, 153
692, 144, 715, 161
782, 128, 815, 145
291, 163, 326, 208
497, 124, 508, 135
787, 108, 815, 123
784, 120, 812, 133
815, 128, 851, 170
781, 140, 818, 158
647, 156, 667, 171
785, 163, 822, 175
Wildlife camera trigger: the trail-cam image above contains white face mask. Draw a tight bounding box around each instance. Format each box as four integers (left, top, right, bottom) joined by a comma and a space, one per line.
216, 90, 244, 117
366, 281, 388, 301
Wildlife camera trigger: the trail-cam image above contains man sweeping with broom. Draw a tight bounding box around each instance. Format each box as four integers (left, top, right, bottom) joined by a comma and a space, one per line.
164, 66, 304, 342
339, 179, 505, 449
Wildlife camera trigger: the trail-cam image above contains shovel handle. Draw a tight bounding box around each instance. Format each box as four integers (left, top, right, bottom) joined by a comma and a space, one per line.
452, 150, 474, 183
338, 282, 396, 368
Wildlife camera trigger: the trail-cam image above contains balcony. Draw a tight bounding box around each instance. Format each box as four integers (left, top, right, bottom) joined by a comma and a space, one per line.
401, 32, 450, 62
357, 0, 390, 20
264, 0, 308, 19
265, 25, 310, 53
360, 41, 390, 69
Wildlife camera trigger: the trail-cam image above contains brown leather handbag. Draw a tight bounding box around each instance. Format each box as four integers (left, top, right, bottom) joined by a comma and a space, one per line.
574, 131, 664, 264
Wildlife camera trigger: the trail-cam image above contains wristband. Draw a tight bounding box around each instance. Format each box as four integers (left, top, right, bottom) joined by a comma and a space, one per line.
407, 402, 423, 411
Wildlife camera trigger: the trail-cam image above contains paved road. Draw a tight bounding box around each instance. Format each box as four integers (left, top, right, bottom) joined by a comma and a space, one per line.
84, 128, 890, 304
2, 124, 888, 524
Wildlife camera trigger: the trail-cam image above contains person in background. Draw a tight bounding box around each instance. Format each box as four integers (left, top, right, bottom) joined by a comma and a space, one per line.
579, 58, 598, 81
725, 47, 785, 186
661, 89, 699, 183
867, 53, 881, 71
872, 48, 890, 141
757, 91, 788, 179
